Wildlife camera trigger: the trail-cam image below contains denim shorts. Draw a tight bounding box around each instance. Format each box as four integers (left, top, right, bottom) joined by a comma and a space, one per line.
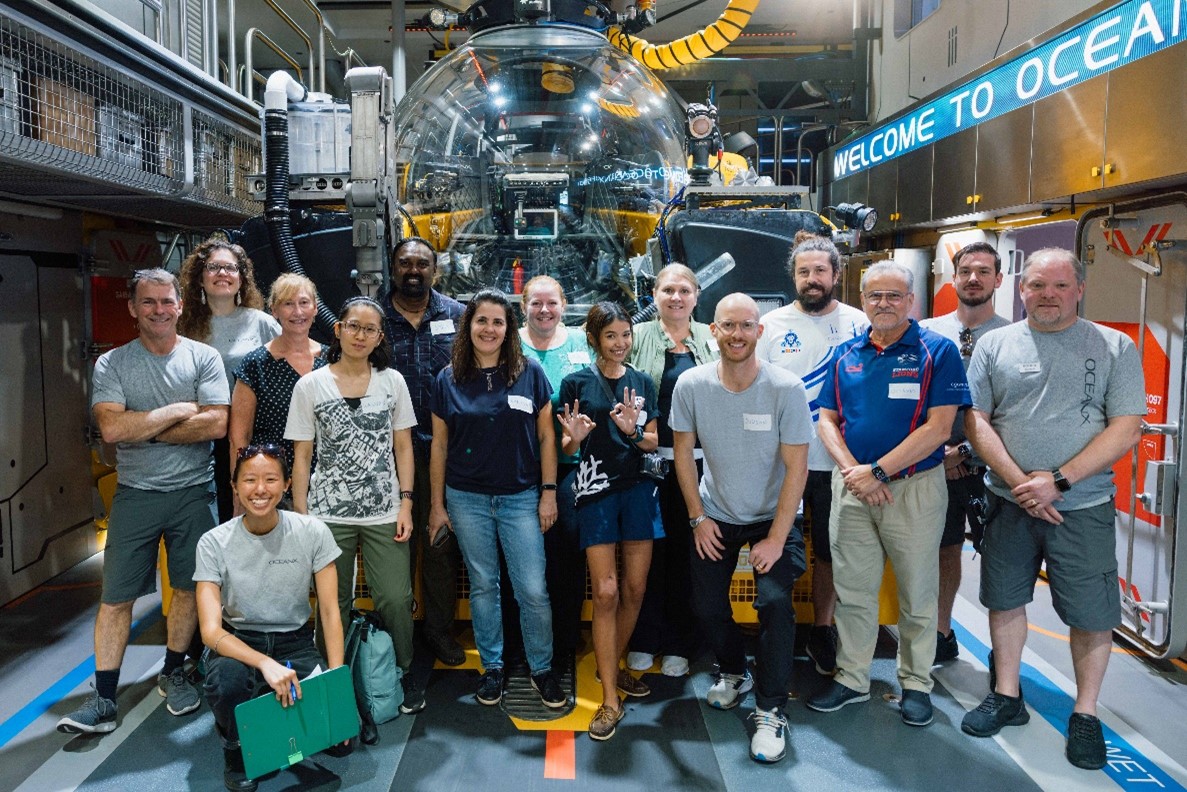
979, 493, 1120, 631
576, 479, 664, 550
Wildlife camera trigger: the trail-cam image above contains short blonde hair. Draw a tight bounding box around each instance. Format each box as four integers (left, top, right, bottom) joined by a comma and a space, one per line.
654, 262, 700, 293
269, 273, 319, 310
521, 275, 567, 306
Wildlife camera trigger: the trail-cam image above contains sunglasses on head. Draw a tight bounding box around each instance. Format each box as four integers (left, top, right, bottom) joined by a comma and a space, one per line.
959, 326, 974, 357
237, 443, 283, 460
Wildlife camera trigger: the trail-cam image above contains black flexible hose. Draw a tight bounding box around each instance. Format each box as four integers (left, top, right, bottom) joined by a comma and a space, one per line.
264, 108, 340, 333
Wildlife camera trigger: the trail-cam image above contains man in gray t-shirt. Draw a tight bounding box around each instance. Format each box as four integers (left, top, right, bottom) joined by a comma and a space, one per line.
960, 248, 1144, 771
57, 269, 229, 736
919, 242, 1010, 665
670, 293, 812, 765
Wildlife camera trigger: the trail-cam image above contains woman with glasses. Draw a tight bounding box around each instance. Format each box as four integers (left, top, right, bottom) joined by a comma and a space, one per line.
228, 274, 329, 510
195, 444, 343, 792
178, 238, 280, 522
626, 263, 719, 679
285, 296, 424, 713
429, 289, 565, 710
557, 302, 662, 741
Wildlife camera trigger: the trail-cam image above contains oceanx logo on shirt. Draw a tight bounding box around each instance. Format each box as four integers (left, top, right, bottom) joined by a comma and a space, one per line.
268, 558, 300, 565
1081, 357, 1098, 424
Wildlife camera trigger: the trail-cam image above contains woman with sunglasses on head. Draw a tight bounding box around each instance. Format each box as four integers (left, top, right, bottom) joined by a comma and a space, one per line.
626, 263, 719, 679
195, 444, 343, 792
285, 296, 424, 714
178, 238, 280, 522
557, 302, 662, 741
429, 289, 565, 710
228, 274, 329, 512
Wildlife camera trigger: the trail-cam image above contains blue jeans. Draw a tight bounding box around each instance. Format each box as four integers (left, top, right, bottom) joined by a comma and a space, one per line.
446, 485, 553, 674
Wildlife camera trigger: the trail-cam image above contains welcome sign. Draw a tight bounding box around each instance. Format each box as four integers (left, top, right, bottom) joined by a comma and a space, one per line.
832, 0, 1187, 179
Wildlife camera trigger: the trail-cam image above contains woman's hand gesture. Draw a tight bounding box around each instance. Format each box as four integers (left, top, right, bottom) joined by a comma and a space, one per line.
610, 386, 642, 436
558, 399, 595, 444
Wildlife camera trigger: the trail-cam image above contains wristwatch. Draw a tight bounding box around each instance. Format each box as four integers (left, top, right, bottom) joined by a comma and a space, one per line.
871, 463, 890, 484
689, 514, 708, 529
1052, 469, 1072, 492
957, 441, 973, 459
540, 483, 558, 493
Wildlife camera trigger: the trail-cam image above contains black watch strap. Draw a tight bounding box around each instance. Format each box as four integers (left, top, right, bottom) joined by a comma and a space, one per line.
1052, 469, 1072, 492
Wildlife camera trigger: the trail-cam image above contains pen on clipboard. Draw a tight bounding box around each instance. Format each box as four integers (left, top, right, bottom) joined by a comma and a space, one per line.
286, 661, 297, 701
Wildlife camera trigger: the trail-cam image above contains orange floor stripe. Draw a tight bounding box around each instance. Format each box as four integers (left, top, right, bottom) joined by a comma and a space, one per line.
543, 730, 576, 780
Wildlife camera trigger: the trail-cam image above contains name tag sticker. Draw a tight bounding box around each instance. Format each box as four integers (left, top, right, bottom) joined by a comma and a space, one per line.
888, 383, 921, 400
1018, 362, 1041, 373
508, 394, 533, 413
430, 319, 455, 336
743, 413, 773, 431
567, 350, 591, 365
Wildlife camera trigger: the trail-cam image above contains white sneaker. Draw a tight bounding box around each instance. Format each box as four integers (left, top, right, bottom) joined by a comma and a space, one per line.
661, 655, 689, 677
749, 707, 787, 763
626, 652, 655, 672
706, 670, 753, 709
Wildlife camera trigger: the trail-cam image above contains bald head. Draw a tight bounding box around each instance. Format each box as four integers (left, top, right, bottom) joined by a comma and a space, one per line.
714, 292, 760, 323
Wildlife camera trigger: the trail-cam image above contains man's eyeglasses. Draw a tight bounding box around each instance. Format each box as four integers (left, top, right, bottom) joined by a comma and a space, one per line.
959, 326, 974, 357
715, 320, 759, 334
204, 263, 240, 274
340, 320, 382, 339
863, 291, 907, 305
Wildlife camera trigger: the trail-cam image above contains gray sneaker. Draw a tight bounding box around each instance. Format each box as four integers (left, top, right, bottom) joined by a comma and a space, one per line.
57, 687, 117, 734
158, 667, 201, 716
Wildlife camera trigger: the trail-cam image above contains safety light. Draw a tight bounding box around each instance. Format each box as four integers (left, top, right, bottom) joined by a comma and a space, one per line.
834, 202, 878, 232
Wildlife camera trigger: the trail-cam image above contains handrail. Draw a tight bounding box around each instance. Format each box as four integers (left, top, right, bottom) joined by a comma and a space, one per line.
262, 0, 314, 90
293, 0, 328, 93
244, 27, 303, 103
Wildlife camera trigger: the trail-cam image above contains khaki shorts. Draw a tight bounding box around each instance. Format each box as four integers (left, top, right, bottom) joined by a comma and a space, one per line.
978, 493, 1120, 632
102, 482, 217, 603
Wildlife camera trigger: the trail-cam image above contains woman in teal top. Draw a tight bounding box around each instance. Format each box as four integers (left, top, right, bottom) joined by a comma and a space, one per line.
627, 263, 720, 678
519, 275, 592, 663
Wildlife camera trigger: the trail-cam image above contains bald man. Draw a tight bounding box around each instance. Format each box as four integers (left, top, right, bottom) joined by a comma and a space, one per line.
670, 293, 813, 764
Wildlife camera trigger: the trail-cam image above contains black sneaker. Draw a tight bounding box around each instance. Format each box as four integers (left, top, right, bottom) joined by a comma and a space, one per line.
961, 691, 1030, 737
399, 676, 426, 714
806, 625, 838, 676
425, 631, 466, 667
476, 668, 504, 706
900, 690, 933, 727
1066, 713, 1107, 770
805, 680, 869, 713
530, 670, 568, 709
56, 687, 117, 734
934, 630, 959, 664
223, 746, 259, 792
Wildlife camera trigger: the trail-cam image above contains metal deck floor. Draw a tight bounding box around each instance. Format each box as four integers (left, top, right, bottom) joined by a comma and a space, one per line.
4, 547, 1187, 792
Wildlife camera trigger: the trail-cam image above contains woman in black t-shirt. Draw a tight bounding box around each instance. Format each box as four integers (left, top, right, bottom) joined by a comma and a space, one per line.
557, 302, 663, 741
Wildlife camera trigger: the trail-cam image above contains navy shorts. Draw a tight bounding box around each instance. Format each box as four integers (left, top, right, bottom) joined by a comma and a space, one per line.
577, 479, 664, 550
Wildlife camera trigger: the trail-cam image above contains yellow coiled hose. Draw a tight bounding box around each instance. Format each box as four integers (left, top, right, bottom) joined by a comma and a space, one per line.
606, 0, 759, 70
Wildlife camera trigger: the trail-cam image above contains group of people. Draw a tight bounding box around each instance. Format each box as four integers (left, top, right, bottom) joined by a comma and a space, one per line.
57, 230, 1143, 784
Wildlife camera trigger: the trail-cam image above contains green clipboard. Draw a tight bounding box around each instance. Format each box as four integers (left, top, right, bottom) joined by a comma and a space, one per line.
234, 665, 359, 780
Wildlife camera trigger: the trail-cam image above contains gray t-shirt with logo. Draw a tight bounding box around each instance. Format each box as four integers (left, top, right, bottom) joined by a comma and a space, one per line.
91, 336, 230, 490
920, 311, 1010, 450
208, 307, 281, 389
669, 362, 814, 525
967, 318, 1145, 510
193, 510, 341, 633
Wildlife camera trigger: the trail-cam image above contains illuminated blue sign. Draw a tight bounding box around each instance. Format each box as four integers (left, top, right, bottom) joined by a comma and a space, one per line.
833, 0, 1187, 179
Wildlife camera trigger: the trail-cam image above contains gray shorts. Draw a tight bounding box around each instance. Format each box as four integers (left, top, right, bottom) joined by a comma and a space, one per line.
102, 482, 217, 604
978, 493, 1120, 632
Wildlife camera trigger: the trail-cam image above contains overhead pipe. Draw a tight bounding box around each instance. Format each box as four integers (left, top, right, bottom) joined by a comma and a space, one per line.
606, 0, 760, 70
262, 71, 339, 334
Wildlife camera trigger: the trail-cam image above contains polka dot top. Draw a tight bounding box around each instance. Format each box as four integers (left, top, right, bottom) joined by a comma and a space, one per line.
234, 343, 329, 472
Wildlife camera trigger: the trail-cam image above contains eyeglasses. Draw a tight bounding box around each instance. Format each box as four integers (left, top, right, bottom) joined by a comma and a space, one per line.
959, 326, 974, 357
863, 291, 907, 305
204, 262, 240, 274
715, 320, 759, 334
340, 320, 382, 339
237, 442, 283, 461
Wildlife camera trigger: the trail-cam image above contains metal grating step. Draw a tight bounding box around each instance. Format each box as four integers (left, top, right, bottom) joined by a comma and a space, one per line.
499, 654, 576, 722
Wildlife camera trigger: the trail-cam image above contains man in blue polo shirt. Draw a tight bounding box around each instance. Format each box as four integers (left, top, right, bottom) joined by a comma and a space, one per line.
806, 260, 969, 728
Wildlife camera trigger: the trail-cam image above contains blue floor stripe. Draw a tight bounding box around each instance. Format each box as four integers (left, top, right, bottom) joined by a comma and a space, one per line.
0, 609, 163, 748
952, 621, 1186, 791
